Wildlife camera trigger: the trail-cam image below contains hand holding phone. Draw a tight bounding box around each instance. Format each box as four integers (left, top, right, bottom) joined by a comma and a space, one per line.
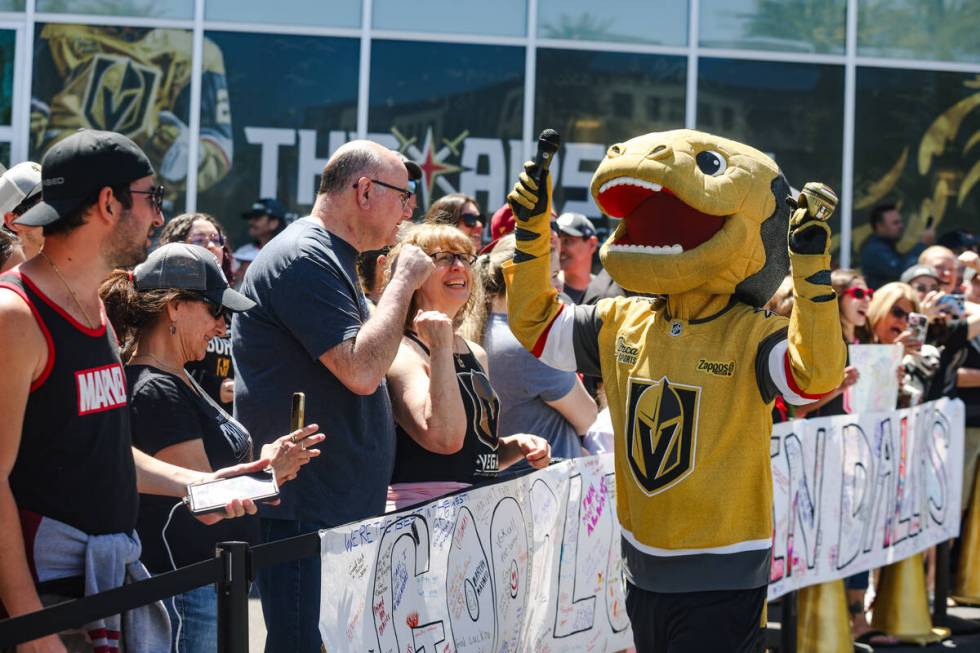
908, 311, 929, 343
185, 471, 279, 516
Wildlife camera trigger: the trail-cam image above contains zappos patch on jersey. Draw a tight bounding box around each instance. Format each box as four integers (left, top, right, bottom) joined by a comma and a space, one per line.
624, 376, 702, 495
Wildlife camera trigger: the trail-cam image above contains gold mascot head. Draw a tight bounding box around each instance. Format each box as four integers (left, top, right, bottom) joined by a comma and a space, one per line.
590, 129, 792, 306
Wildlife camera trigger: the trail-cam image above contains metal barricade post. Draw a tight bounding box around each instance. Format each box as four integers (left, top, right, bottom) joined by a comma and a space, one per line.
216, 541, 250, 653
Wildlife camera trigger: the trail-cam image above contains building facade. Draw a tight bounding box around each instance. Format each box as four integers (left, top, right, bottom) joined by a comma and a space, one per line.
0, 0, 978, 267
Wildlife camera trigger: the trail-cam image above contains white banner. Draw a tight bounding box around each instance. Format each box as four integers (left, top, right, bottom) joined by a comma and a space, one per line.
319, 455, 633, 652
318, 399, 965, 648
768, 398, 964, 599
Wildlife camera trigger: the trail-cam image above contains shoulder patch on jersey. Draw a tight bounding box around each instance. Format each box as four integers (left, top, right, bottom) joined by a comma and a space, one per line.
615, 336, 639, 366
624, 376, 701, 496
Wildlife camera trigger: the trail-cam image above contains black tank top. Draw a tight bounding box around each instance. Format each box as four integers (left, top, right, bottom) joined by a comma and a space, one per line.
0, 270, 138, 535
391, 333, 500, 484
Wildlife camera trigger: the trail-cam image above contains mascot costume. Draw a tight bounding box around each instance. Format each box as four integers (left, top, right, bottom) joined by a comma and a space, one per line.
504, 129, 846, 651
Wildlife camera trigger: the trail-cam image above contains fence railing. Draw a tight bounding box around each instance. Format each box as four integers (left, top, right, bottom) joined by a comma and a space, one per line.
0, 529, 965, 652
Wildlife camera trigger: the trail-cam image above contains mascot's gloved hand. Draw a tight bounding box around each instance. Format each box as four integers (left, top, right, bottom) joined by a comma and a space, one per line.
787, 182, 837, 256
506, 161, 553, 263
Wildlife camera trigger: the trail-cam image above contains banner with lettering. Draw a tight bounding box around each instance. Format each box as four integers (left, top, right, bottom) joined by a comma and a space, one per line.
319, 454, 633, 652
318, 399, 964, 648
768, 398, 963, 599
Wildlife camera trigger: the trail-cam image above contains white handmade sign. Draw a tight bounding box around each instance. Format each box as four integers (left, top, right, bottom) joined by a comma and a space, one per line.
319, 455, 633, 652
768, 398, 964, 599
846, 344, 903, 413
318, 400, 965, 648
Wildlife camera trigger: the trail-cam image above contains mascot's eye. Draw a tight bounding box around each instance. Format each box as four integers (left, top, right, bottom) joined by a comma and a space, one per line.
696, 150, 727, 176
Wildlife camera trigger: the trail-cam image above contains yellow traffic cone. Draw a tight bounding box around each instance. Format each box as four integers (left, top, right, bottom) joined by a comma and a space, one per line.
953, 468, 980, 605
872, 553, 950, 644
796, 580, 852, 653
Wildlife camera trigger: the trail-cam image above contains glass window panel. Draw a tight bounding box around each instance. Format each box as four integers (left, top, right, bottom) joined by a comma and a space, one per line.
0, 30, 15, 125
36, 0, 193, 19
205, 0, 360, 29
0, 142, 9, 167
30, 24, 193, 214
196, 32, 359, 248
852, 68, 980, 266
534, 49, 687, 228
538, 0, 687, 46
700, 0, 845, 54
373, 0, 525, 37
0, 1, 24, 11
857, 0, 980, 64
697, 58, 844, 239
368, 40, 525, 220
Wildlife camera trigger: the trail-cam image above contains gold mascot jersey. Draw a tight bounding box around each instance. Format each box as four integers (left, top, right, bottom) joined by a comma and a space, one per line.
572, 297, 795, 591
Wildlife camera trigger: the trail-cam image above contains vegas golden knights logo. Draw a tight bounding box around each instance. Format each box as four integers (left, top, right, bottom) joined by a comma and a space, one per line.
624, 376, 701, 495
82, 54, 159, 135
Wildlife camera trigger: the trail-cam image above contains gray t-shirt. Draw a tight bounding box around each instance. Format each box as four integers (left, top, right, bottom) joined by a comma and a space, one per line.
232, 218, 394, 525
484, 312, 583, 463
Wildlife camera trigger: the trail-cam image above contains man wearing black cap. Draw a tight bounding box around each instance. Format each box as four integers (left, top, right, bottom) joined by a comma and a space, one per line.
233, 140, 431, 652
0, 129, 266, 651
556, 212, 598, 304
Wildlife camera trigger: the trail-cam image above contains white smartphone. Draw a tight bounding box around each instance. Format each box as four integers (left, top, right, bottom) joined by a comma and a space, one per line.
184, 472, 279, 515
908, 311, 928, 342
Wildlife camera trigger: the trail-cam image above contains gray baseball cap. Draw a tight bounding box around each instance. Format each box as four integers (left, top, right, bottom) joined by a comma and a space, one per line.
900, 264, 941, 285
134, 243, 254, 313
0, 162, 42, 218
556, 212, 596, 238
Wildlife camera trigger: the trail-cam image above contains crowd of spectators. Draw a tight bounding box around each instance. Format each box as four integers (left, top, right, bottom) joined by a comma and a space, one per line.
0, 131, 979, 653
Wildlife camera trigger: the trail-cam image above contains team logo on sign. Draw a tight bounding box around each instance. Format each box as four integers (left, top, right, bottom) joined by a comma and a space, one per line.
82, 54, 159, 135
624, 376, 701, 495
76, 363, 127, 416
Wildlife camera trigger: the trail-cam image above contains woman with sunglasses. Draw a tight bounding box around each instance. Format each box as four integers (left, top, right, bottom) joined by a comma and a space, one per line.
101, 243, 324, 653
384, 224, 550, 510
159, 213, 236, 409
424, 193, 485, 251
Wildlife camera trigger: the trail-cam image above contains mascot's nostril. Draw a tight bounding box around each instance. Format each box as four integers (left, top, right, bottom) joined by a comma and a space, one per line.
607, 143, 625, 158
646, 144, 669, 160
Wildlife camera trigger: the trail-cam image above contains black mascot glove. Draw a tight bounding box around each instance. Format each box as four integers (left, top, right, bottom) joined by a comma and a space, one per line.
788, 182, 837, 256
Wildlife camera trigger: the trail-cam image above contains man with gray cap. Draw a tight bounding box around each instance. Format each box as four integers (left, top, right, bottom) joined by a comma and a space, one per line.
0, 129, 267, 652
233, 140, 430, 652
556, 211, 598, 304
0, 161, 44, 259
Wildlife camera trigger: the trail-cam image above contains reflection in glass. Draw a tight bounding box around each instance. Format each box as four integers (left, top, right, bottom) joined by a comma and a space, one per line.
30, 24, 196, 214
37, 0, 193, 19
538, 0, 687, 46
700, 0, 844, 54
0, 30, 14, 125
698, 58, 844, 238
368, 40, 525, 217
0, 0, 23, 11
196, 32, 359, 245
858, 0, 980, 64
374, 0, 525, 37
852, 68, 980, 264
535, 49, 686, 224
205, 0, 360, 28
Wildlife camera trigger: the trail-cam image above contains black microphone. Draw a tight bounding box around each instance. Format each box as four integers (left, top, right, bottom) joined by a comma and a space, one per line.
530, 129, 561, 184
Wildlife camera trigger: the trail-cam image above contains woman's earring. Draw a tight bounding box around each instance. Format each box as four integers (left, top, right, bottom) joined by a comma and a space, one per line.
170, 322, 177, 336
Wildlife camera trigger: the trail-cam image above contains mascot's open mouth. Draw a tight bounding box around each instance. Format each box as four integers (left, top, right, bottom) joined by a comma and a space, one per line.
597, 177, 725, 254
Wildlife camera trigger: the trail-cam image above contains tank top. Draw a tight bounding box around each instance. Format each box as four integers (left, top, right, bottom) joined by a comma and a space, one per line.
0, 269, 138, 535
391, 333, 500, 484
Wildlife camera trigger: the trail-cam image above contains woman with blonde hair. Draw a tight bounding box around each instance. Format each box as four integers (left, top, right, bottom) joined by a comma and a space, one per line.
385, 224, 550, 509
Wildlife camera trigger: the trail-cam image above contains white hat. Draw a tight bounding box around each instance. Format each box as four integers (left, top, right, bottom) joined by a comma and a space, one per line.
0, 162, 42, 217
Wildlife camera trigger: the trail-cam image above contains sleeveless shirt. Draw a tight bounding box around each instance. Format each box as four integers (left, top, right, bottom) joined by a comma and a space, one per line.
391, 334, 500, 484
0, 269, 138, 535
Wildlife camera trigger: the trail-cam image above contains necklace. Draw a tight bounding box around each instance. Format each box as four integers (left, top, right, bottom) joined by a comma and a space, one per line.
40, 250, 96, 329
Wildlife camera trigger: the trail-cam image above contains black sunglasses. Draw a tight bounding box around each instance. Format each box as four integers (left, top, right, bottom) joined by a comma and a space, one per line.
185, 292, 227, 319
459, 212, 484, 227
889, 305, 910, 321
131, 185, 166, 213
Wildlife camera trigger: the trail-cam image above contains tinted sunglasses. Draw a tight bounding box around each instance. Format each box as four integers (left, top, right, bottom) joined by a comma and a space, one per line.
842, 287, 874, 300
131, 185, 166, 213
459, 212, 483, 227
188, 233, 225, 248
889, 305, 910, 321
186, 292, 228, 319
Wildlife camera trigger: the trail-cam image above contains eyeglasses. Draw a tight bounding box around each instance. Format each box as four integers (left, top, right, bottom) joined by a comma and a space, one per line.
459, 212, 483, 228
430, 251, 477, 267
131, 185, 166, 213
188, 233, 225, 248
889, 305, 910, 321
352, 178, 418, 209
843, 287, 874, 300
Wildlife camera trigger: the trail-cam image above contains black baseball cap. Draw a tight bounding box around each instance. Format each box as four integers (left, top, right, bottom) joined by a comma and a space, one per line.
17, 129, 155, 227
134, 243, 255, 313
242, 198, 287, 221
